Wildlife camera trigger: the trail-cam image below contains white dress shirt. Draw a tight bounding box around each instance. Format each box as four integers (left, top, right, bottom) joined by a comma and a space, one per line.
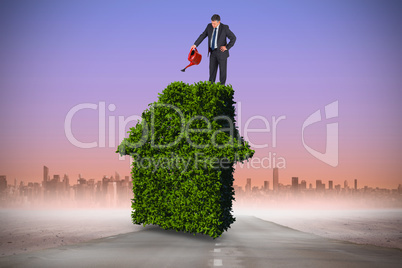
210, 24, 219, 50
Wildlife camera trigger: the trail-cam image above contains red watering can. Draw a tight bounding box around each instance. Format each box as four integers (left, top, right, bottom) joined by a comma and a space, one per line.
181, 47, 202, 72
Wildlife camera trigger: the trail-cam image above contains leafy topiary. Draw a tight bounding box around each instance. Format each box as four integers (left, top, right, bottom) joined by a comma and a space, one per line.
116, 81, 254, 238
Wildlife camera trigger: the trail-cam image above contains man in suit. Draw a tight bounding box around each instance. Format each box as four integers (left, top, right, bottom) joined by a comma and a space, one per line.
191, 14, 236, 86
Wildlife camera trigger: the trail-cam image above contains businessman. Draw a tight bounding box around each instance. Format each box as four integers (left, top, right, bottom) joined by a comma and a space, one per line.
191, 14, 236, 86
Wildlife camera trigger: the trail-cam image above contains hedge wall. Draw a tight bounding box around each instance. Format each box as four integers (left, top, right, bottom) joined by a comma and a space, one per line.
116, 81, 255, 238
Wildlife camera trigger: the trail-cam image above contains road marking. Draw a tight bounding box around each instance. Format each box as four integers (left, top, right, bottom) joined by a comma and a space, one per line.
215, 243, 221, 246
214, 248, 221, 253
213, 259, 222, 266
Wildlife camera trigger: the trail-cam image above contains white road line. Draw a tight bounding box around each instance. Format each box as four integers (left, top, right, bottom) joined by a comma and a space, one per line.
213, 259, 223, 266
215, 243, 221, 246
214, 248, 221, 253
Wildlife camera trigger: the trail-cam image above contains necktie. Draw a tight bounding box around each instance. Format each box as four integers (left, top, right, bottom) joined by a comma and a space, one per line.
212, 27, 217, 50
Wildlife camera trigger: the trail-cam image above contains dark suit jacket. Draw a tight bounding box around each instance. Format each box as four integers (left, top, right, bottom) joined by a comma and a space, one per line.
194, 22, 236, 59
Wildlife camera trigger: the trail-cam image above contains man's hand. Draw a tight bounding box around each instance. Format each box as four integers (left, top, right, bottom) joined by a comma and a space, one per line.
220, 46, 227, 52
191, 45, 197, 50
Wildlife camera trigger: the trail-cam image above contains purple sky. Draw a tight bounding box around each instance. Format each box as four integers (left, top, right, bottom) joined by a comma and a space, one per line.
0, 0, 401, 189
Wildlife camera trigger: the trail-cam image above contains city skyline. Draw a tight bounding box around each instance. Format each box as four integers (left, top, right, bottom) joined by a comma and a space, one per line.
1, 164, 401, 210
1, 165, 400, 193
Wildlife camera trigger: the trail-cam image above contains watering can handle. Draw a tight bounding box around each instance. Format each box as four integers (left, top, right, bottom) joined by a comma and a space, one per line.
190, 47, 198, 56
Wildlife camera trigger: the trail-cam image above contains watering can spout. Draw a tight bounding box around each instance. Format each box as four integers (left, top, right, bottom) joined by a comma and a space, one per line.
181, 47, 202, 72
181, 62, 196, 72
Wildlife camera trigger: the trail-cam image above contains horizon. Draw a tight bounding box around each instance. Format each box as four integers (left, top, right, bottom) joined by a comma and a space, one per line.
1, 164, 401, 191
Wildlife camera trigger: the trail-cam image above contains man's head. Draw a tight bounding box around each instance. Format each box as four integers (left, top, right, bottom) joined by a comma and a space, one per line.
211, 14, 220, 28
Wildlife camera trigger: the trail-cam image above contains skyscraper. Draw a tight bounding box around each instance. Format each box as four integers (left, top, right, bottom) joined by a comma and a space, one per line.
354, 179, 357, 190
263, 180, 269, 191
63, 174, 70, 188
292, 177, 298, 192
0, 175, 7, 193
43, 166, 49, 188
273, 167, 278, 192
329, 180, 333, 190
245, 178, 251, 193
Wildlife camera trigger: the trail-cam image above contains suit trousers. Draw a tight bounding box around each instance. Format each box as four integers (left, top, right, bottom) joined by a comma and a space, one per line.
209, 49, 227, 85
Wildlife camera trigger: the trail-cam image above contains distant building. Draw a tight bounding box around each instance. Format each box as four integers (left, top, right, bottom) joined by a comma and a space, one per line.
292, 177, 298, 192
245, 178, 251, 193
263, 180, 269, 191
76, 177, 88, 204
0, 175, 7, 192
115, 171, 120, 182
43, 166, 49, 188
53, 175, 60, 183
252, 186, 259, 193
233, 184, 243, 195
329, 180, 333, 190
354, 179, 357, 190
63, 174, 70, 188
300, 180, 306, 190
316, 180, 325, 192
273, 167, 278, 192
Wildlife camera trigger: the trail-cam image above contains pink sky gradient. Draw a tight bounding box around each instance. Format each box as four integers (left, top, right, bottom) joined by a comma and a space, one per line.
0, 0, 401, 190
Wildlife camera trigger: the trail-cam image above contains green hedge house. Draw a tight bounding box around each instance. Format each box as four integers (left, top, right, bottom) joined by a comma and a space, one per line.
116, 81, 255, 239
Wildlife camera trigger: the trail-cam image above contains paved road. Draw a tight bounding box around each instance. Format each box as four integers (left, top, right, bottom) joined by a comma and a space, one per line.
0, 215, 401, 268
